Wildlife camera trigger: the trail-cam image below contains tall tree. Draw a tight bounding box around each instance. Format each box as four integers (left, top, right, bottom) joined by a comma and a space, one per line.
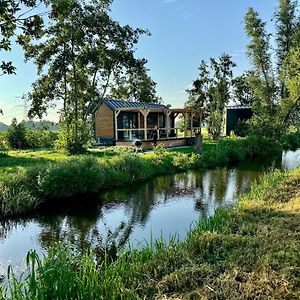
244, 7, 276, 117
186, 53, 236, 140
232, 72, 255, 106
110, 65, 161, 103
244, 2, 300, 136
279, 47, 300, 128
26, 0, 149, 152
275, 0, 298, 98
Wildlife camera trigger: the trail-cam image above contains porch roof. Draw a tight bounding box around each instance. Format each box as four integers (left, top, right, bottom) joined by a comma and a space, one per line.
105, 99, 168, 111
103, 99, 202, 115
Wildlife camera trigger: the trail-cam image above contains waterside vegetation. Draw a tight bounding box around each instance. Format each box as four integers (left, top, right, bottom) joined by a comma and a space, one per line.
0, 135, 284, 218
1, 165, 300, 299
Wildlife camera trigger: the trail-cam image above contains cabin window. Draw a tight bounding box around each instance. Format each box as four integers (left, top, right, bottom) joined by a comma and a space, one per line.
117, 112, 139, 140
122, 113, 138, 129
147, 113, 165, 128
158, 114, 165, 128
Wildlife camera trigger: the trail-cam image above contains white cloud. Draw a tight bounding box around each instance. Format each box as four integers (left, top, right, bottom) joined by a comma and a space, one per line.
180, 11, 195, 19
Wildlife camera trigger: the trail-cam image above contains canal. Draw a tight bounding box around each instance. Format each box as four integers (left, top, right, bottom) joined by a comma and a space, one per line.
0, 150, 299, 276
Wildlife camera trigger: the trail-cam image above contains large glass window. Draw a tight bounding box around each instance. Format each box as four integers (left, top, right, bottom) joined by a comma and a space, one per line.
147, 113, 165, 128
117, 112, 139, 140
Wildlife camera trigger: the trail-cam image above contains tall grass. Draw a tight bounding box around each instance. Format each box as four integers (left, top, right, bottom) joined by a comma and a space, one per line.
2, 167, 300, 299
0, 136, 283, 218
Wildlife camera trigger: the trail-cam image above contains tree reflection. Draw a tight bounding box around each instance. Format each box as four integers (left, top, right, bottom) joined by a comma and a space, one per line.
0, 167, 262, 258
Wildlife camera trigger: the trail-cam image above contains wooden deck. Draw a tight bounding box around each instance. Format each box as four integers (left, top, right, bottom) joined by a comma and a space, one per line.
116, 137, 195, 149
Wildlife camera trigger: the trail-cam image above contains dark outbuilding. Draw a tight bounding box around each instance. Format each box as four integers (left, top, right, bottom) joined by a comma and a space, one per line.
224, 105, 253, 136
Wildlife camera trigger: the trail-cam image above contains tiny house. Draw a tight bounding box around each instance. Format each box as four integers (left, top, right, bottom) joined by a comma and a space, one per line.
93, 99, 202, 148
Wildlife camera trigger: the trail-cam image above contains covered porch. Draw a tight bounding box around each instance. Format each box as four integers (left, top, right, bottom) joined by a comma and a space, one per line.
114, 107, 202, 147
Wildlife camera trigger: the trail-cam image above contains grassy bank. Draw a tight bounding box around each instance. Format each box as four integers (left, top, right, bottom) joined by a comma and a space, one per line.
1, 167, 300, 299
0, 135, 283, 218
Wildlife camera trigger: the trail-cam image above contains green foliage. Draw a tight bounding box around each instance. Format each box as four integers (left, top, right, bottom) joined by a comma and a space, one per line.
38, 157, 105, 198
0, 136, 283, 218
242, 135, 283, 160
186, 54, 236, 140
280, 47, 300, 129
200, 135, 282, 168
280, 131, 300, 150
0, 132, 8, 150
0, 0, 44, 76
246, 115, 281, 138
110, 65, 161, 103
234, 119, 250, 137
0, 168, 40, 216
55, 121, 92, 154
172, 153, 198, 170
232, 72, 255, 106
275, 0, 300, 100
26, 0, 150, 153
243, 169, 288, 204
3, 244, 102, 300
6, 119, 28, 149
25, 130, 58, 149
2, 168, 300, 299
243, 3, 300, 136
4, 119, 58, 150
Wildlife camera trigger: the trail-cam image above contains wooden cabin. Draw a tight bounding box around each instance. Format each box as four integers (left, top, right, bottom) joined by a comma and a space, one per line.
94, 99, 202, 148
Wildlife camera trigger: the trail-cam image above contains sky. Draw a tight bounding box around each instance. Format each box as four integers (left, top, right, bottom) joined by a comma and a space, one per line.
0, 0, 278, 125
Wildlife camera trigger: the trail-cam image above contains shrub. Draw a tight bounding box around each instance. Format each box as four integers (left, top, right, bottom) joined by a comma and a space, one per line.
0, 169, 39, 217
172, 153, 192, 170
246, 116, 281, 139
280, 132, 300, 151
6, 119, 28, 149
4, 119, 58, 150
55, 122, 93, 154
26, 130, 58, 149
235, 119, 250, 137
38, 157, 105, 199
0, 132, 8, 150
242, 135, 282, 160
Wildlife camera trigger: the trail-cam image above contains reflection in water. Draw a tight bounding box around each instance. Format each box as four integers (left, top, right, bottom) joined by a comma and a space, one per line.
1, 149, 298, 276
0, 167, 261, 276
282, 149, 300, 170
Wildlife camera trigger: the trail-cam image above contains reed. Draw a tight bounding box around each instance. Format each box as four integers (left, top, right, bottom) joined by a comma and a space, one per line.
2, 167, 300, 299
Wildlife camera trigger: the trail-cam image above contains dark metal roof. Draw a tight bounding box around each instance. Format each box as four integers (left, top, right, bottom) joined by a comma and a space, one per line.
226, 105, 252, 110
104, 99, 168, 110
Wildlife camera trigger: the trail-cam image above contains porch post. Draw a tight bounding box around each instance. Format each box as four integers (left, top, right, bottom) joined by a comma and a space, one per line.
164, 110, 171, 139
190, 112, 193, 137
140, 109, 150, 140
184, 113, 188, 137
173, 112, 179, 138
115, 110, 121, 140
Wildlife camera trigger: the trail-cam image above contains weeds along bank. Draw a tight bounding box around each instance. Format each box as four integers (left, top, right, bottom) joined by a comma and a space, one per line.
0, 135, 283, 218
1, 166, 300, 299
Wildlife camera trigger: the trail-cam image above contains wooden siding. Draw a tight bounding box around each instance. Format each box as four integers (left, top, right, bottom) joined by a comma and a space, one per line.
95, 103, 114, 138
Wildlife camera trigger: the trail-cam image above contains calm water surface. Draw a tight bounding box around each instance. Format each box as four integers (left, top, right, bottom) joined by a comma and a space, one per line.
0, 150, 299, 276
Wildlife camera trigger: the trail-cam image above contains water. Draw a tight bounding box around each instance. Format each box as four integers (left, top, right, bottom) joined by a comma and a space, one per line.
0, 150, 299, 276
282, 149, 300, 170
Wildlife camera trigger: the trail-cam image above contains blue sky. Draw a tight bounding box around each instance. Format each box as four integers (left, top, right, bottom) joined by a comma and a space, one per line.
0, 0, 278, 124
